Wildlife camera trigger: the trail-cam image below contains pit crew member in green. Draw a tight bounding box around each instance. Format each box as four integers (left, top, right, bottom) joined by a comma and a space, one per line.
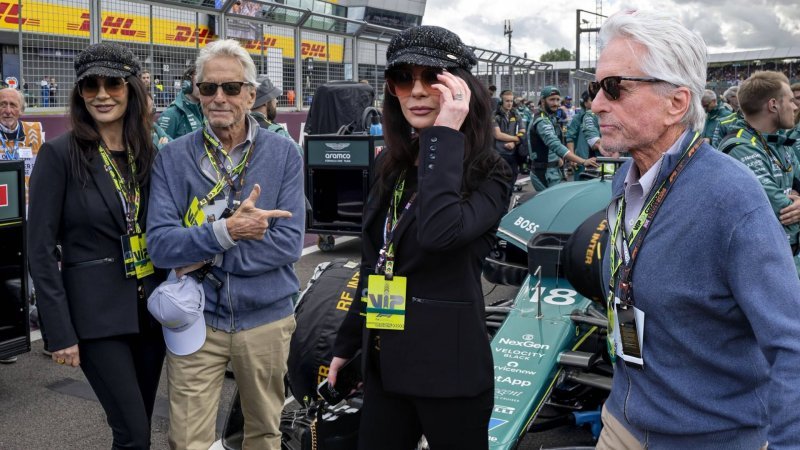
566, 90, 607, 179
720, 71, 800, 274
701, 89, 736, 145
527, 85, 598, 190
156, 65, 204, 140
515, 96, 532, 130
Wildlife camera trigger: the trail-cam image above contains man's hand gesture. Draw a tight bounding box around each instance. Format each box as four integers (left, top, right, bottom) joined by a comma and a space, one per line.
226, 184, 292, 241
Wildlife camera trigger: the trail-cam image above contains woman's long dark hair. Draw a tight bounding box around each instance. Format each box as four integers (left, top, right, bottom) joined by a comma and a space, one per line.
68, 75, 156, 185
378, 66, 510, 194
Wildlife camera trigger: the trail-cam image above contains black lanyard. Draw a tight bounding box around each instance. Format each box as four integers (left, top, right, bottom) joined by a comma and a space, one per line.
608, 132, 702, 307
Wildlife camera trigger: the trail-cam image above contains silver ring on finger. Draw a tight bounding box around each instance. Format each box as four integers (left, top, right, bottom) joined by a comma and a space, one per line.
454, 92, 464, 101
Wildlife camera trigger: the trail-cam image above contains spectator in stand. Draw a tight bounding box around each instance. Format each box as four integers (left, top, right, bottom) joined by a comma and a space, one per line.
40, 76, 49, 107
49, 77, 58, 107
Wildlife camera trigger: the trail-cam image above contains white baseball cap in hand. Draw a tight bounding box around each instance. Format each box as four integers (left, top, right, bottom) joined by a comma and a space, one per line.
147, 270, 206, 356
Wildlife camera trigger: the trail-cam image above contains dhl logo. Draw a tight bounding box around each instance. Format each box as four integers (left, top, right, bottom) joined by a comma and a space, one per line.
67, 13, 145, 38
301, 43, 327, 58
242, 37, 279, 51
166, 25, 216, 45
0, 2, 40, 26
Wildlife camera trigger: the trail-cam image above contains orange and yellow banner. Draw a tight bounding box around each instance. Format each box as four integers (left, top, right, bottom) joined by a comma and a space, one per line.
0, 0, 343, 62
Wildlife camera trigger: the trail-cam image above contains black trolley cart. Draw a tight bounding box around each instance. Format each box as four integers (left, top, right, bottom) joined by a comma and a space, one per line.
305, 134, 384, 250
0, 160, 30, 361
303, 81, 383, 251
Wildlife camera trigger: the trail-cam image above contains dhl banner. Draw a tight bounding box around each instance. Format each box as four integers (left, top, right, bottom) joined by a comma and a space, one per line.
0, 0, 343, 62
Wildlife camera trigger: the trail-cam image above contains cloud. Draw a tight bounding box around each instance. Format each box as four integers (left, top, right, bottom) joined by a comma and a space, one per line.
423, 0, 800, 61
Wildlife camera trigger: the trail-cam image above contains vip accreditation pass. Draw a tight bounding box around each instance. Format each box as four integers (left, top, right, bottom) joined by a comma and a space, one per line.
366, 274, 406, 330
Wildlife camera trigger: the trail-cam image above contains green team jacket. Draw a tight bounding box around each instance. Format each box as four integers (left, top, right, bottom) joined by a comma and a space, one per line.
250, 111, 303, 156
711, 111, 742, 148
703, 104, 737, 144
721, 119, 800, 245
151, 122, 171, 150
528, 110, 570, 163
565, 109, 601, 158
156, 93, 204, 140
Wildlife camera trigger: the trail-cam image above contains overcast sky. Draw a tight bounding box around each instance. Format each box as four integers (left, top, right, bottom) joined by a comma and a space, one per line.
421, 0, 800, 62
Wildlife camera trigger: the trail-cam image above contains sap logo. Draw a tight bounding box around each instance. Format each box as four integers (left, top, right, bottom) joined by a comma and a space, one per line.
498, 338, 550, 350
168, 26, 215, 45
325, 143, 350, 150
495, 376, 531, 387
325, 152, 351, 160
368, 293, 403, 310
513, 216, 539, 233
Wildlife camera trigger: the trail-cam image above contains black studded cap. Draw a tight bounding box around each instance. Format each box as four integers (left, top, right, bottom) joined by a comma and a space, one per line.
74, 42, 141, 81
386, 25, 477, 71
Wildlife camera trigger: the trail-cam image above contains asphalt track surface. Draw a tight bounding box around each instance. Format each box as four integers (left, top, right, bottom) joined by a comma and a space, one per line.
0, 202, 596, 450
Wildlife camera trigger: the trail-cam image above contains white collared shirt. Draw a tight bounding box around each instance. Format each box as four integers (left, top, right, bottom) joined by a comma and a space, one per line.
622, 130, 690, 234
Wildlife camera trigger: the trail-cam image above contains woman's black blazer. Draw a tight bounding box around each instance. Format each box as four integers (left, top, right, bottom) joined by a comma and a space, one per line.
333, 126, 511, 398
28, 133, 165, 352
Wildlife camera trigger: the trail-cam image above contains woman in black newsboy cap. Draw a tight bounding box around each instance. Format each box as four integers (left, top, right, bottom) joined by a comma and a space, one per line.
28, 42, 165, 449
329, 25, 512, 450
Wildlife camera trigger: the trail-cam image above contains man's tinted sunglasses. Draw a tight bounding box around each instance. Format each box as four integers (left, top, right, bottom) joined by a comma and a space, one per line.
384, 67, 443, 97
588, 76, 670, 101
196, 81, 251, 97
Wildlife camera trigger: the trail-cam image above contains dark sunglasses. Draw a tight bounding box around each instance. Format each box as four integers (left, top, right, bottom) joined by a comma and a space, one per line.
384, 67, 443, 97
78, 77, 128, 98
196, 81, 251, 97
588, 76, 669, 101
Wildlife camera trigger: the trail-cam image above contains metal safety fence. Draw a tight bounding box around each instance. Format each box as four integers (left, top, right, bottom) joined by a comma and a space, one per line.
4, 0, 556, 111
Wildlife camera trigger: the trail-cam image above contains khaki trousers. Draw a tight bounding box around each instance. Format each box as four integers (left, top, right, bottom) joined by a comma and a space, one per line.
596, 405, 769, 450
167, 315, 296, 450
596, 405, 645, 450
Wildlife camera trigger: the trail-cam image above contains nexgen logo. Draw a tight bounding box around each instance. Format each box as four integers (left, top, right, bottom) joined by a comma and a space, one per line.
0, 184, 8, 207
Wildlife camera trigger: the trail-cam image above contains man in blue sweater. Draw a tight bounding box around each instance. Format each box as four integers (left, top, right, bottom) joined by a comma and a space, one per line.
147, 39, 304, 450
592, 10, 800, 449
